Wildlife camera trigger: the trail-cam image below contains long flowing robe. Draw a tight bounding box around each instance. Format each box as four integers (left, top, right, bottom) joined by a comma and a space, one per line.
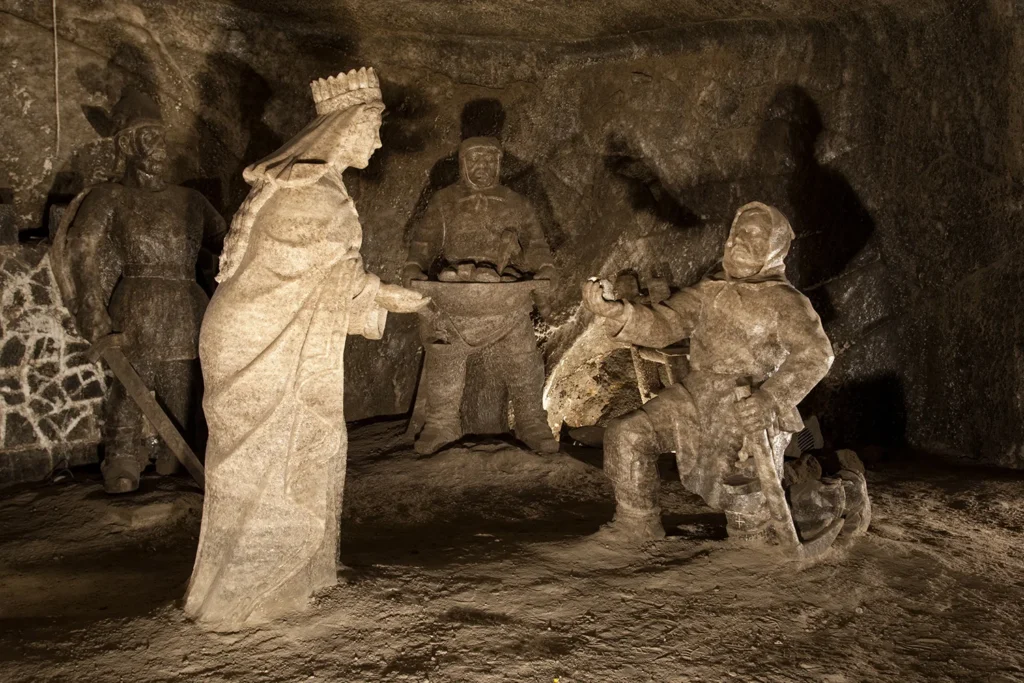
183, 162, 386, 629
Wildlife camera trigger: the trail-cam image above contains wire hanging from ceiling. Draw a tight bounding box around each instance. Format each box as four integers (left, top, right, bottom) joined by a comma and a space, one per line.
52, 0, 61, 156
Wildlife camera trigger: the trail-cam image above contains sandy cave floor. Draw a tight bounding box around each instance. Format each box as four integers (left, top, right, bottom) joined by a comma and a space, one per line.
2, 419, 1024, 683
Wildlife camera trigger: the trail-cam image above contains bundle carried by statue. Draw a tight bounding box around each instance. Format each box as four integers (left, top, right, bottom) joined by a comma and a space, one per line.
409, 277, 547, 318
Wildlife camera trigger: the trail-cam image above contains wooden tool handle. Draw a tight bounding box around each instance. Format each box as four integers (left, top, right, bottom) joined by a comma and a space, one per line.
100, 346, 205, 489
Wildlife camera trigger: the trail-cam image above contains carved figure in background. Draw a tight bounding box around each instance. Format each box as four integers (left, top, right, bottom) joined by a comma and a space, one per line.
184, 68, 428, 630
51, 89, 225, 494
404, 137, 558, 455
583, 202, 859, 544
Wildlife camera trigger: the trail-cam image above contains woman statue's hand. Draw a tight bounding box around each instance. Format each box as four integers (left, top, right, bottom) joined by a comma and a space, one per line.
377, 283, 431, 313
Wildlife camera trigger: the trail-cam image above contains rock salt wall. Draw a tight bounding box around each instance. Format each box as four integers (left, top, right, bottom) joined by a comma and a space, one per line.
0, 244, 109, 485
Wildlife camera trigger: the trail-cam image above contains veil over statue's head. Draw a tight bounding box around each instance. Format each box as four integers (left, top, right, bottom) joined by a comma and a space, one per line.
721, 201, 795, 283
218, 67, 386, 283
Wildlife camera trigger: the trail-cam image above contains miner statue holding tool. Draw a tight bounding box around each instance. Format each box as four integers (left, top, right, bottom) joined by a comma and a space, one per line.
582, 202, 870, 556
404, 136, 559, 455
51, 88, 224, 494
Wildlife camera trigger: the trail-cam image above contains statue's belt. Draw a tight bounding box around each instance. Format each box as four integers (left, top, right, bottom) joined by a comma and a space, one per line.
123, 264, 194, 280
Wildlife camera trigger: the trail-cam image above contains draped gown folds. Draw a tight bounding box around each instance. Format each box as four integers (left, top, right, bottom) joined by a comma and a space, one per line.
183, 168, 386, 629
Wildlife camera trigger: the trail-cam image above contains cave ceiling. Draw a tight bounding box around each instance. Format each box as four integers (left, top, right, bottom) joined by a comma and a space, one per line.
206, 0, 949, 40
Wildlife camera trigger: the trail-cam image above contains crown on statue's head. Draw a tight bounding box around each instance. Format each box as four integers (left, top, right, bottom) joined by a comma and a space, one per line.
310, 67, 383, 116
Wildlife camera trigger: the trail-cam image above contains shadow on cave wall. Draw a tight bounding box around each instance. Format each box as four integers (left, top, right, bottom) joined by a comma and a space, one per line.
753, 87, 904, 449
402, 98, 565, 251
24, 42, 162, 242
588, 86, 876, 294
186, 14, 362, 217
819, 374, 908, 450
53, 2, 362, 224
355, 81, 434, 189
190, 54, 285, 216
36, 28, 295, 239
596, 132, 716, 289
602, 132, 703, 233
751, 85, 876, 293
73, 40, 160, 144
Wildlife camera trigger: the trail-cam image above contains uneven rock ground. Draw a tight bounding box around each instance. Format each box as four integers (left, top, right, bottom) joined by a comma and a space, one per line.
2, 419, 1023, 682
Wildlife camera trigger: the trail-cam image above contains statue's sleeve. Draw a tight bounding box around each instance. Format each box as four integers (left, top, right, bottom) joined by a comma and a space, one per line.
66, 190, 119, 342
758, 287, 835, 412
609, 285, 704, 349
519, 201, 555, 271
347, 270, 388, 341
406, 198, 444, 271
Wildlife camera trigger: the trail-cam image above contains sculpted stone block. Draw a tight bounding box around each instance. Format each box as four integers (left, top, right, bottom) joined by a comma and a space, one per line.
405, 137, 558, 455
49, 90, 225, 494
183, 68, 428, 631
583, 202, 870, 550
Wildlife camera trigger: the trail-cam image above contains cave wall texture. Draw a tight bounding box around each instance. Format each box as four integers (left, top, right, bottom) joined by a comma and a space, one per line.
1, 0, 1021, 479
0, 244, 109, 483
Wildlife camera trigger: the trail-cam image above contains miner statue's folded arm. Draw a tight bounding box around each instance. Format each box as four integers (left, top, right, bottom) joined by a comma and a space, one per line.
610, 285, 704, 349
65, 187, 121, 342
757, 286, 835, 415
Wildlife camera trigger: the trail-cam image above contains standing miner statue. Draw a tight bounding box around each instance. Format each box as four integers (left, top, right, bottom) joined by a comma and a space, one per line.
52, 88, 226, 493
404, 137, 558, 455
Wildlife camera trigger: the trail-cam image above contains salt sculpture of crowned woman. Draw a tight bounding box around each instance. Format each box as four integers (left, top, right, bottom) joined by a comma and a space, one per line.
184, 67, 428, 630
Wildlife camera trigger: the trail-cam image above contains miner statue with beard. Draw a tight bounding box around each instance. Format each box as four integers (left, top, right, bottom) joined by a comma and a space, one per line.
404, 137, 558, 455
52, 89, 226, 493
583, 202, 869, 548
